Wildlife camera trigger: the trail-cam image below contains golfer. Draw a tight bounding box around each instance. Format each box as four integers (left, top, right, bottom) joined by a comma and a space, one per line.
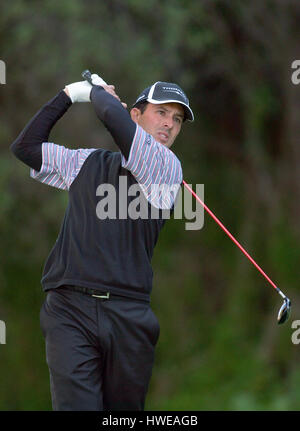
10, 73, 194, 411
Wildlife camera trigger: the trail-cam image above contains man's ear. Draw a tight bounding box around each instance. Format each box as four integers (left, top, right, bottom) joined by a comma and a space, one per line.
130, 107, 141, 124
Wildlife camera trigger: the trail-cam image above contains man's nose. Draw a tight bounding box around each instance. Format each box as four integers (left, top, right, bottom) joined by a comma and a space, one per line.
163, 116, 173, 129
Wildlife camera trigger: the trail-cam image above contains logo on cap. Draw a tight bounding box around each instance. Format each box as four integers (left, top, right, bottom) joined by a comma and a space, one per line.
133, 81, 194, 121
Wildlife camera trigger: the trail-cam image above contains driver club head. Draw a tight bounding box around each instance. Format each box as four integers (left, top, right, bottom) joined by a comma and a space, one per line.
277, 297, 291, 325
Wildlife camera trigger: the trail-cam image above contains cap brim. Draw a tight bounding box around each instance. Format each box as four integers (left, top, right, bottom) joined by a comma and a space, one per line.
147, 98, 194, 122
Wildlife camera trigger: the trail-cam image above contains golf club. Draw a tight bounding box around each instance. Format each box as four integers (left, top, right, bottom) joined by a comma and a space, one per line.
81, 69, 291, 324
82, 69, 106, 86
182, 180, 291, 324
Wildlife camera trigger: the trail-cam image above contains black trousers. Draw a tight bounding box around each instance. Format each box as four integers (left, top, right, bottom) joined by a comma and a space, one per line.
39, 286, 160, 411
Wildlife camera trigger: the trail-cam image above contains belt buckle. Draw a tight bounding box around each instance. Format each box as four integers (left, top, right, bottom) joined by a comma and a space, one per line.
92, 292, 110, 299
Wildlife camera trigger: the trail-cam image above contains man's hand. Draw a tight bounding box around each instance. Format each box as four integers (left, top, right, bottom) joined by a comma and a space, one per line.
102, 84, 127, 109
64, 80, 93, 103
64, 74, 127, 108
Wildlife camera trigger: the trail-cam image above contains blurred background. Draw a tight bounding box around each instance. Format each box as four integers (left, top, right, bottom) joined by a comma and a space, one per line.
1, 0, 300, 410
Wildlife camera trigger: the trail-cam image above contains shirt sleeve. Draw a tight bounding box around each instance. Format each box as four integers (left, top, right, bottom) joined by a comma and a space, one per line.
30, 142, 97, 190
121, 125, 183, 209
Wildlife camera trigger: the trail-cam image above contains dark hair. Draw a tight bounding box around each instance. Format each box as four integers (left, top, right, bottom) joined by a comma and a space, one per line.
133, 100, 149, 114
133, 100, 187, 122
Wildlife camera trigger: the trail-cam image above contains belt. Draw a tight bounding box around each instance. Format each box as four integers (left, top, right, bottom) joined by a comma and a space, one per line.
60, 285, 149, 302
61, 285, 110, 299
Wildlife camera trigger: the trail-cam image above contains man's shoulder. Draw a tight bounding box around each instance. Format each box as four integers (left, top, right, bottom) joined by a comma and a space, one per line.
84, 148, 120, 161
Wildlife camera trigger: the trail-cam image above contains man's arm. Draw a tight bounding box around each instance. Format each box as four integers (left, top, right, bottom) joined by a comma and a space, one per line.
10, 85, 98, 190
90, 85, 136, 160
10, 90, 72, 171
10, 76, 127, 190
10, 77, 107, 171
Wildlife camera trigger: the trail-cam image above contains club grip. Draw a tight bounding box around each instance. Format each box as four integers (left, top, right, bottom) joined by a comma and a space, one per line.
81, 69, 93, 85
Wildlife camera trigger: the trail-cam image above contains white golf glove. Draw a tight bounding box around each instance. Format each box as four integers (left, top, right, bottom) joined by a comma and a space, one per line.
65, 74, 107, 103
90, 73, 107, 87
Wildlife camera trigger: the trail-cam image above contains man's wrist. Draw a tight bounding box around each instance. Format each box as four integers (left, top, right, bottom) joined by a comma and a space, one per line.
64, 88, 70, 98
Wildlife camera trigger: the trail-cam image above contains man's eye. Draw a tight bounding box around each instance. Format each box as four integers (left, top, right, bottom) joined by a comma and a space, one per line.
158, 110, 165, 115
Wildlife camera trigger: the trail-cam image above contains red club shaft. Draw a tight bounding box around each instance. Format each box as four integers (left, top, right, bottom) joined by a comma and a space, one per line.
182, 180, 279, 291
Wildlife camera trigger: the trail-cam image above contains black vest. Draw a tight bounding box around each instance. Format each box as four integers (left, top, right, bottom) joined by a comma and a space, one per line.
41, 149, 168, 301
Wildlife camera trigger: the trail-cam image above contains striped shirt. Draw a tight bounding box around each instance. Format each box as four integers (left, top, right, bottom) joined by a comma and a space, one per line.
30, 124, 183, 209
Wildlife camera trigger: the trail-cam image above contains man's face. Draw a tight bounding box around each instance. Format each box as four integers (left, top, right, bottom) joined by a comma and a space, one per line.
130, 102, 184, 148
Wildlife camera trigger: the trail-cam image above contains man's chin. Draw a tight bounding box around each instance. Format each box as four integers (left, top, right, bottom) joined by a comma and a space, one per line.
156, 136, 171, 147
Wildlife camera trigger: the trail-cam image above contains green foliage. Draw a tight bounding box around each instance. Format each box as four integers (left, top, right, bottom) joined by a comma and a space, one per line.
1, 0, 300, 411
